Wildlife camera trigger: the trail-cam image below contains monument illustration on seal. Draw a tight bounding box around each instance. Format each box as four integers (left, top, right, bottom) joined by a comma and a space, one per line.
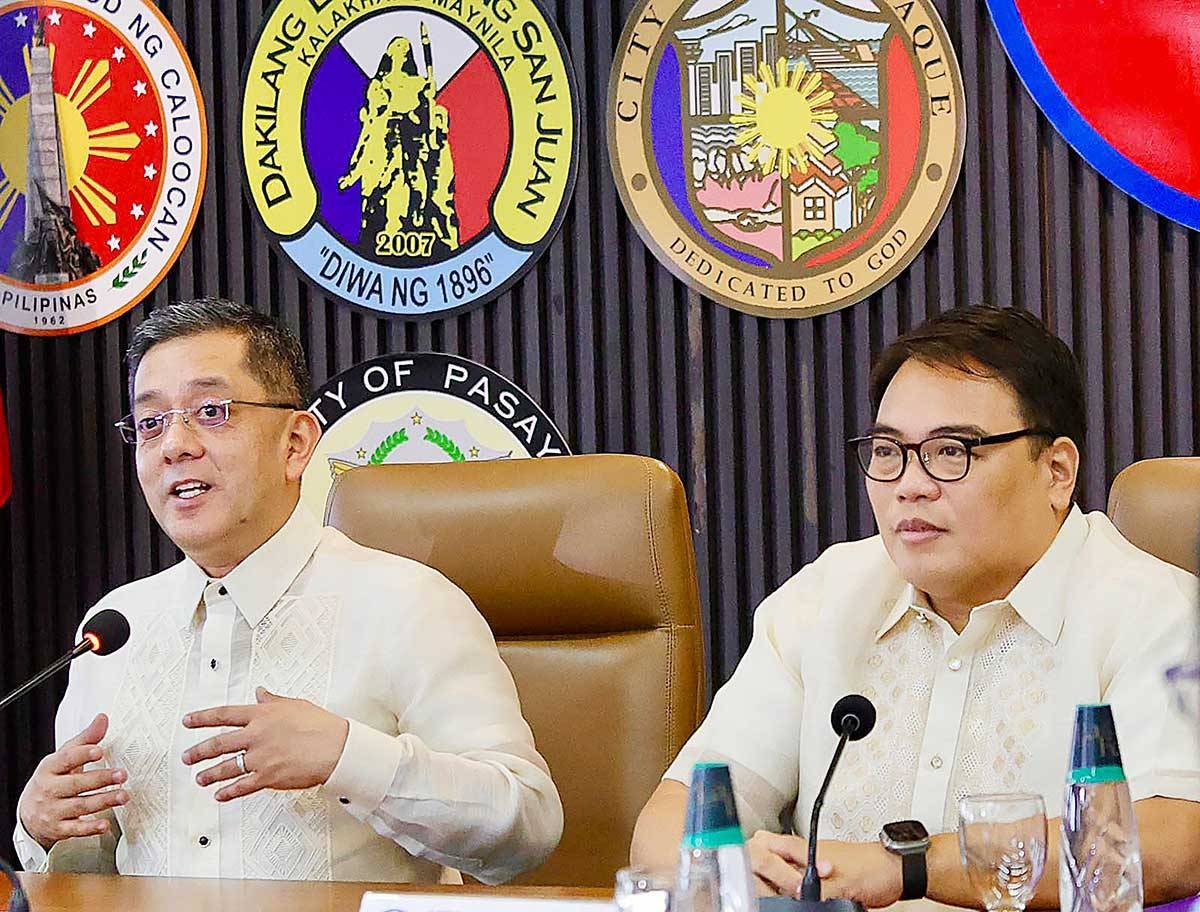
9, 20, 99, 285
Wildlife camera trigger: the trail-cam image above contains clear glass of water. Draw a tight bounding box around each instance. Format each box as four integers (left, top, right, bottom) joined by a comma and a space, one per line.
615, 866, 672, 912
958, 793, 1048, 911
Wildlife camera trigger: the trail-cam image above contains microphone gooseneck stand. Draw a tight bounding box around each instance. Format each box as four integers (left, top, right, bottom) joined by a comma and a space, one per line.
0, 640, 94, 713
759, 694, 876, 912
797, 718, 858, 902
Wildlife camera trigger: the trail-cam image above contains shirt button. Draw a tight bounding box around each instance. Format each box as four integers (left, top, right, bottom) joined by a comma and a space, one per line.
948, 658, 963, 671
210, 658, 218, 671
218, 586, 227, 596
339, 797, 350, 805
198, 836, 210, 847
930, 755, 944, 770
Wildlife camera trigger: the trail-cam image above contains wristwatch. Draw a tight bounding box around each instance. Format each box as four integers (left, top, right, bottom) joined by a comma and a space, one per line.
880, 819, 930, 900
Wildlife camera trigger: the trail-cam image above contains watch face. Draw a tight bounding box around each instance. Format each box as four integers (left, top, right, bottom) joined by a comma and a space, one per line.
883, 820, 929, 843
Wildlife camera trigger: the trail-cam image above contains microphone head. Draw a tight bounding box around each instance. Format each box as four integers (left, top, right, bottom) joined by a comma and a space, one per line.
830, 694, 876, 741
81, 609, 130, 657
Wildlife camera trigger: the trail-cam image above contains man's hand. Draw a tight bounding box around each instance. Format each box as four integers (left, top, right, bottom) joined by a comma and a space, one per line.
17, 714, 129, 851
748, 831, 903, 908
181, 687, 349, 802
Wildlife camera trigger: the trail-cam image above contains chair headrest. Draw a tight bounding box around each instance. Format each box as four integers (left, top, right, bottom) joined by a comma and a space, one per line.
1107, 457, 1200, 574
324, 454, 704, 635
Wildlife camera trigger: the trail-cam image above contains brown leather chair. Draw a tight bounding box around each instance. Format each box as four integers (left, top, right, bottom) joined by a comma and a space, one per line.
324, 454, 705, 886
1107, 457, 1200, 574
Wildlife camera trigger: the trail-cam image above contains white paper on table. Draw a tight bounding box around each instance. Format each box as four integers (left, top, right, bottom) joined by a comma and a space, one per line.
359, 892, 617, 912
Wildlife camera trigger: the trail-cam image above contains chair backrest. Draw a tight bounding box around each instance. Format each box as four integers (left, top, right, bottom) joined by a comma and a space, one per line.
324, 454, 705, 886
1107, 457, 1200, 574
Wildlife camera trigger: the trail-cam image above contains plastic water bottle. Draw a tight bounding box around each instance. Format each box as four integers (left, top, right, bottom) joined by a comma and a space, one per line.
1060, 704, 1143, 912
675, 762, 755, 912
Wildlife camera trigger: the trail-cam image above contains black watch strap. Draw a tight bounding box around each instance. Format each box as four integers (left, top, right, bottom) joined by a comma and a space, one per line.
900, 849, 928, 900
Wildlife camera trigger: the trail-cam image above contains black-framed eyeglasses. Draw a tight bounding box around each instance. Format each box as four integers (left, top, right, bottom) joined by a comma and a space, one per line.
847, 428, 1054, 483
114, 399, 299, 445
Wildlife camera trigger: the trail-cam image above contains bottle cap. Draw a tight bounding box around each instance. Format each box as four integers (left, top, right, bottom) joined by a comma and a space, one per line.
682, 762, 744, 849
1068, 703, 1126, 783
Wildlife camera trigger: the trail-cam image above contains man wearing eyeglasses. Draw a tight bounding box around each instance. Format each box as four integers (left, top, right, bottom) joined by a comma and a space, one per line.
632, 306, 1200, 906
12, 298, 562, 882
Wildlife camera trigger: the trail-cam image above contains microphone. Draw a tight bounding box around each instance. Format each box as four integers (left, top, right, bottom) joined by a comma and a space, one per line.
760, 695, 877, 912
798, 694, 876, 902
0, 610, 130, 712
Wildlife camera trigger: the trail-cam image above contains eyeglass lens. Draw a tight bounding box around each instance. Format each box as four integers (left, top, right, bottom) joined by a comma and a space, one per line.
857, 437, 970, 481
129, 402, 230, 442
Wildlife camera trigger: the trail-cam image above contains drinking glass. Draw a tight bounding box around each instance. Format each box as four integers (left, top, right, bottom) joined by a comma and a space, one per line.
615, 866, 672, 912
958, 793, 1048, 911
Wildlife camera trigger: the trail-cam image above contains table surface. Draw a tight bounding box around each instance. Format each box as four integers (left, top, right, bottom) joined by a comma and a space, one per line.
10, 873, 1199, 912
12, 873, 611, 912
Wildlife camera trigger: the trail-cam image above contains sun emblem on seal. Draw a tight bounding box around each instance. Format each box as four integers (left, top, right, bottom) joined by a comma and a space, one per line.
732, 59, 837, 182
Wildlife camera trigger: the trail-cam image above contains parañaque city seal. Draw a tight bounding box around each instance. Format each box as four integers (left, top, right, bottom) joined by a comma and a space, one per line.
301, 351, 571, 517
609, 0, 965, 319
0, 1, 206, 335
242, 0, 580, 320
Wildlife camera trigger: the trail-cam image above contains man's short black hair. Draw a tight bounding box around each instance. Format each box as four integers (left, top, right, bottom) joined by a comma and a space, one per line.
125, 298, 310, 406
869, 305, 1086, 463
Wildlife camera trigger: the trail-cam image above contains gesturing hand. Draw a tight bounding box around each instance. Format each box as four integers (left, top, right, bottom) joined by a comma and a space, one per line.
181, 687, 350, 802
17, 714, 129, 850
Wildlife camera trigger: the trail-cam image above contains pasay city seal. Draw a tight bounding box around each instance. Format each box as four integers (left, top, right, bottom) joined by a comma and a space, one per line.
0, 1, 207, 335
301, 351, 571, 517
608, 0, 965, 319
242, 0, 580, 320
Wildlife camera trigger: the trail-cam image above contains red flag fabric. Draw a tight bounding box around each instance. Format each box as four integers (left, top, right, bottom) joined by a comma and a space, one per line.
0, 392, 10, 507
986, 0, 1200, 231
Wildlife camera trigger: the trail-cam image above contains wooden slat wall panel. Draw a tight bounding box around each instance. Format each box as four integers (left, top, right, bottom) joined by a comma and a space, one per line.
1, 0, 1198, 842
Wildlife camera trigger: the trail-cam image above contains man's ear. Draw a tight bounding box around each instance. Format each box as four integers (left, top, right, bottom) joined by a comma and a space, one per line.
1045, 436, 1080, 514
283, 410, 321, 483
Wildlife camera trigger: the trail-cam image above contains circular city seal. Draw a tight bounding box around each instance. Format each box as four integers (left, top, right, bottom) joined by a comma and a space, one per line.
608, 0, 965, 319
242, 0, 580, 321
0, 1, 206, 336
302, 351, 571, 517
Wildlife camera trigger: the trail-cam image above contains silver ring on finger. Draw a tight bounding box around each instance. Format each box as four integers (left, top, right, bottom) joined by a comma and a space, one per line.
235, 751, 248, 775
